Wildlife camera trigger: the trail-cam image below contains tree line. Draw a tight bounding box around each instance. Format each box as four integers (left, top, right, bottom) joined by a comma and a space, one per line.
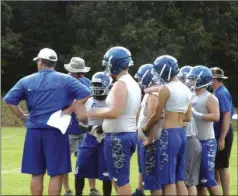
1, 1, 238, 106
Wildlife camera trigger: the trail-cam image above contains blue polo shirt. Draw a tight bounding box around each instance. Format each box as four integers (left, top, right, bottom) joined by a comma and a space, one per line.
79, 76, 91, 88
3, 69, 91, 129
213, 85, 234, 138
67, 76, 92, 135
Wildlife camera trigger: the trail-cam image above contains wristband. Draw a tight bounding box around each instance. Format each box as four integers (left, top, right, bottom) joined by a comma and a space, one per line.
192, 107, 204, 119
78, 122, 92, 132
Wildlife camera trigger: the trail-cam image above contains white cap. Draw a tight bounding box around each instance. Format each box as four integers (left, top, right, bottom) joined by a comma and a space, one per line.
64, 57, 90, 73
33, 48, 58, 62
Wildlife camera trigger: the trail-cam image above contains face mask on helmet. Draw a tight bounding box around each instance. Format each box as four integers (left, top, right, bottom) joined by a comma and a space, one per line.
151, 68, 166, 85
135, 73, 153, 89
102, 59, 112, 75
178, 72, 187, 84
186, 71, 212, 91
185, 75, 197, 91
102, 54, 134, 76
91, 82, 109, 96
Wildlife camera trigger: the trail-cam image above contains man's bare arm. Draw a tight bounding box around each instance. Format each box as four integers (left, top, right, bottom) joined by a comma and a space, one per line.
63, 96, 91, 122
144, 86, 161, 94
192, 94, 220, 122
184, 103, 192, 122
203, 95, 220, 122
143, 86, 169, 133
7, 104, 28, 122
145, 94, 158, 143
219, 112, 230, 140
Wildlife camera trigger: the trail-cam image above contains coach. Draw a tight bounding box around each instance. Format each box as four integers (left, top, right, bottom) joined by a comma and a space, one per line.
3, 48, 91, 196
210, 67, 234, 196
63, 57, 91, 196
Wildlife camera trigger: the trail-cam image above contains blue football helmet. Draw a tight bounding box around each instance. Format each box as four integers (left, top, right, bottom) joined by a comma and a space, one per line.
152, 55, 179, 84
178, 65, 193, 83
186, 65, 213, 90
91, 72, 112, 96
102, 46, 133, 75
135, 64, 154, 88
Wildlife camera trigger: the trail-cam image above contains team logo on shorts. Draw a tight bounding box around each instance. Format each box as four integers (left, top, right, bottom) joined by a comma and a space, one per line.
145, 143, 157, 175
110, 134, 125, 169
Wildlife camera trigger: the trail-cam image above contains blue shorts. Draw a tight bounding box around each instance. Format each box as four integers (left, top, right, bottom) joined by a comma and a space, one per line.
199, 139, 217, 187
75, 133, 110, 181
158, 128, 187, 184
22, 128, 71, 176
138, 140, 162, 190
104, 132, 137, 186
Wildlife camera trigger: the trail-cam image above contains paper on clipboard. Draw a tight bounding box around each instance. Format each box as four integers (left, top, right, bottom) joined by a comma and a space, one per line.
47, 110, 72, 134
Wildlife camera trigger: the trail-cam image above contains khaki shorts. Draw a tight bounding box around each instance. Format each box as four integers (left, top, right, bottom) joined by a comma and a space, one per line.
69, 134, 84, 155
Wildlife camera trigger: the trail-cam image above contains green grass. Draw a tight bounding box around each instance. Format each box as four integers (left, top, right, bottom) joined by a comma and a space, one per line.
1, 127, 237, 195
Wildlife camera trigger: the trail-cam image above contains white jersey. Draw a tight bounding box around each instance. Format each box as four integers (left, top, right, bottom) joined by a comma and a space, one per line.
185, 118, 198, 137
137, 93, 163, 140
103, 74, 141, 133
192, 90, 215, 140
165, 81, 192, 113
185, 93, 197, 137
85, 97, 107, 126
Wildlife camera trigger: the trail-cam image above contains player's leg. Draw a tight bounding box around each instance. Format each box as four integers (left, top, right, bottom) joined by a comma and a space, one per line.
187, 186, 197, 195
176, 129, 188, 195
63, 134, 83, 195
215, 170, 221, 186
112, 180, 118, 193
132, 140, 145, 196
159, 130, 180, 195
197, 186, 208, 195
102, 180, 112, 196
198, 139, 221, 196
21, 129, 46, 195
185, 136, 202, 195
75, 134, 99, 195
159, 129, 188, 195
88, 179, 101, 196
143, 141, 162, 196
75, 177, 85, 196
63, 174, 71, 195
98, 140, 112, 196
88, 178, 96, 190
132, 173, 144, 195
216, 130, 233, 195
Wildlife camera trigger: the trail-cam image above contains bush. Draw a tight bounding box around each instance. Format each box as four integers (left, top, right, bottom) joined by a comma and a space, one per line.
1, 99, 27, 127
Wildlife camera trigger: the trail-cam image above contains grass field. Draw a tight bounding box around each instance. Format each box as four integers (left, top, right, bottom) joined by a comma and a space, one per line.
1, 127, 238, 195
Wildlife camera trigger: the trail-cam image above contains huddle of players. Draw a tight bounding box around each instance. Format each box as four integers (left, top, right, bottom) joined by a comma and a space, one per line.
74, 46, 221, 196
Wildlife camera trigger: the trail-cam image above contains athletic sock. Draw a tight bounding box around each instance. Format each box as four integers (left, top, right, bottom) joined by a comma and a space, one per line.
103, 180, 112, 196
75, 177, 85, 196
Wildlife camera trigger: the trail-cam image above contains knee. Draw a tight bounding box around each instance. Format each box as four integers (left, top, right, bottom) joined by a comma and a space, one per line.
32, 174, 44, 183
178, 180, 186, 185
165, 184, 175, 189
